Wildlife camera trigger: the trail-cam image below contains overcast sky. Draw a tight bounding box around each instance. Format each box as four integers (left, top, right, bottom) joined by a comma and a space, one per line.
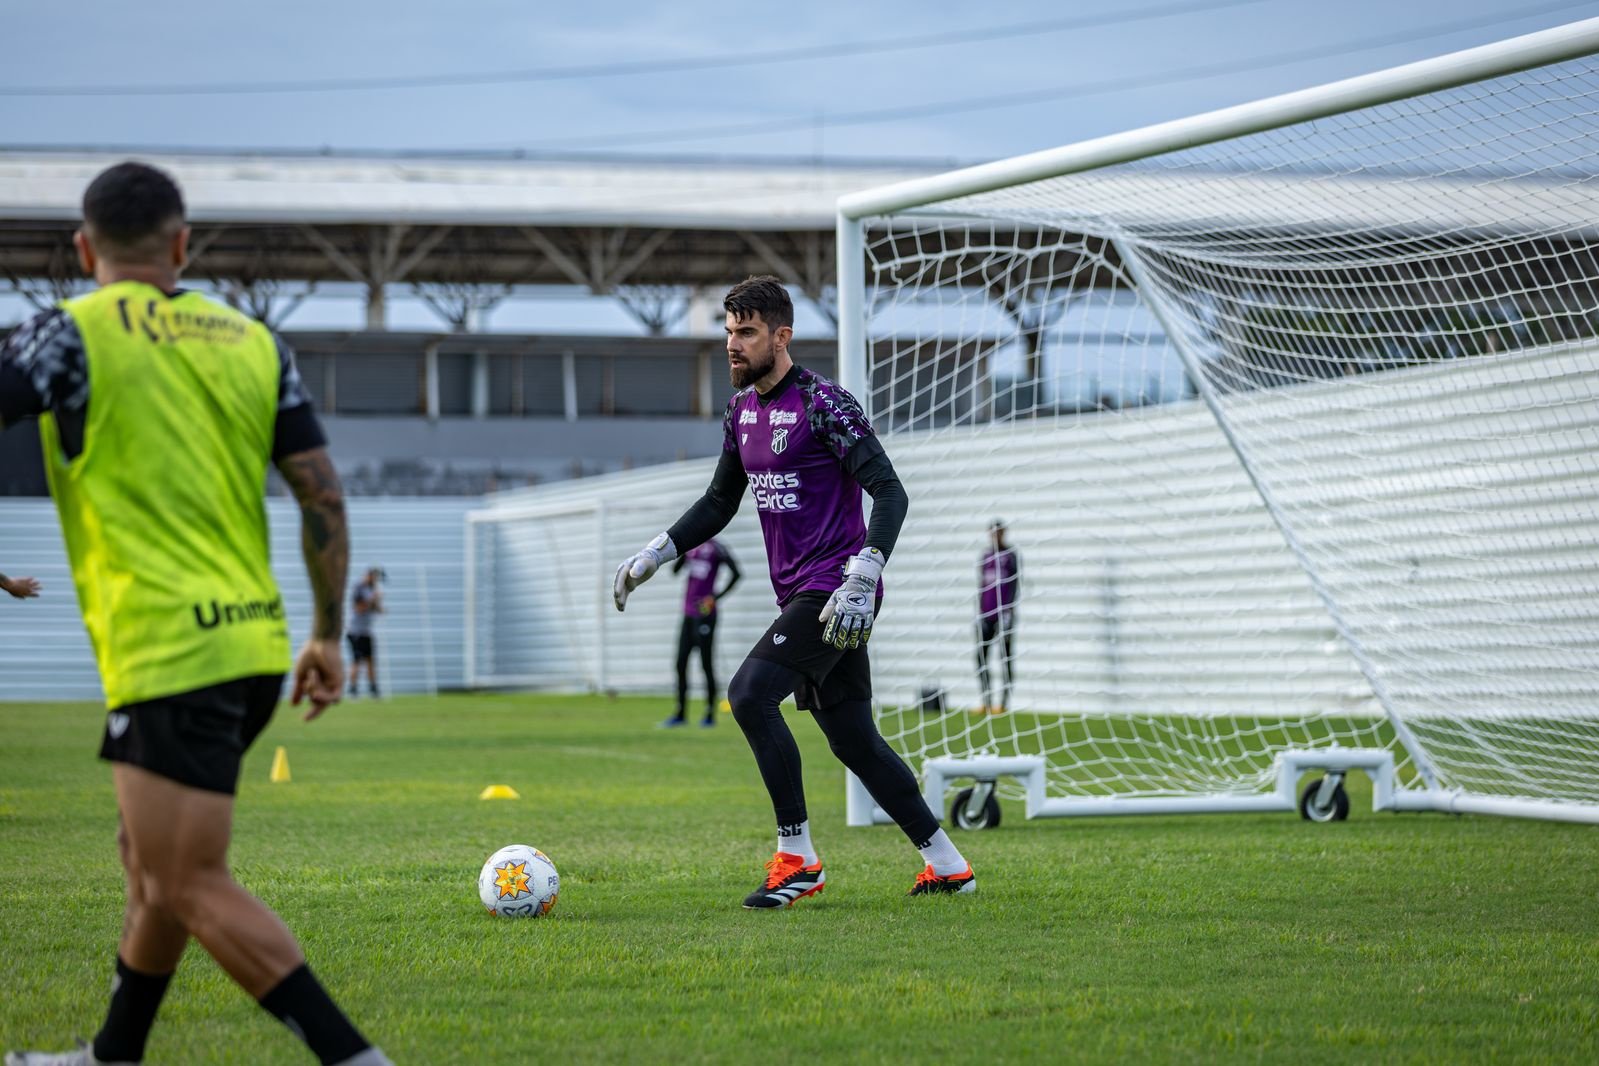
4, 0, 1597, 163
2, 0, 1595, 334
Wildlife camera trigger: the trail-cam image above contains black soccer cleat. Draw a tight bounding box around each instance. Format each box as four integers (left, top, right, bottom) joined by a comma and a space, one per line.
908, 863, 976, 896
743, 851, 825, 909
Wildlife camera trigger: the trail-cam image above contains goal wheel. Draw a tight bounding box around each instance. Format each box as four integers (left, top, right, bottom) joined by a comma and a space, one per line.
1299, 777, 1350, 822
950, 786, 1002, 830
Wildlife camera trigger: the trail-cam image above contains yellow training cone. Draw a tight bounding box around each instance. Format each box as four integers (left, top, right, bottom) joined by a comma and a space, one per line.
269, 746, 291, 783
479, 784, 521, 800
719, 699, 732, 714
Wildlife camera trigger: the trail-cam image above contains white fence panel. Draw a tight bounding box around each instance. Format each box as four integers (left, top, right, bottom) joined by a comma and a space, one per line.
0, 497, 472, 702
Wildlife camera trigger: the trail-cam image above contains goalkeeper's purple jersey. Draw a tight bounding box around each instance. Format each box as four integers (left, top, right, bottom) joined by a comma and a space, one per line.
979, 547, 1019, 619
681, 540, 728, 616
725, 366, 873, 609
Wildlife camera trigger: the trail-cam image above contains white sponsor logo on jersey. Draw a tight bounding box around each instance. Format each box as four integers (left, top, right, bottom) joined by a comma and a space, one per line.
106, 712, 130, 740
739, 408, 759, 424
768, 410, 798, 426
749, 470, 801, 512
771, 427, 789, 454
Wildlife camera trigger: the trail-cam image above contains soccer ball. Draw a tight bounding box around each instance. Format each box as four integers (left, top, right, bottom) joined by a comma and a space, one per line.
478, 844, 560, 917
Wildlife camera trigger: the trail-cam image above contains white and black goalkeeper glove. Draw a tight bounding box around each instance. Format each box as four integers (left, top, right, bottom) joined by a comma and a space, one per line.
612, 532, 677, 611
818, 547, 885, 650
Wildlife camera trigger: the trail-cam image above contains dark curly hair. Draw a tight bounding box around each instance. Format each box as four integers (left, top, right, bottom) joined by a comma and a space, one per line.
723, 275, 794, 329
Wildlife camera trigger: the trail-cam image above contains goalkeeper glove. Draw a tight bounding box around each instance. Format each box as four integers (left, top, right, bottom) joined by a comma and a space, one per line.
612, 532, 677, 611
818, 547, 885, 650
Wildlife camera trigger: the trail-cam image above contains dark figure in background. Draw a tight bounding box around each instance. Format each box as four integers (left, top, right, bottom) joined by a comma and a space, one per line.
346, 567, 384, 697
976, 519, 1020, 714
0, 572, 41, 599
664, 538, 741, 728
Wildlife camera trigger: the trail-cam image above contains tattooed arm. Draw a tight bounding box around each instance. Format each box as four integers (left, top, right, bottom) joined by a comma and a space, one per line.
276, 446, 349, 717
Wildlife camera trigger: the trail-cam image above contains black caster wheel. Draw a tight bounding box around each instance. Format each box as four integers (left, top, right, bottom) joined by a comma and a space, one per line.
950, 785, 1002, 830
1299, 777, 1350, 822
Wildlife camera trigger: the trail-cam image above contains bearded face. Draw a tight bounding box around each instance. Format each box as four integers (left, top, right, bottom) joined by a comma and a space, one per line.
726, 311, 780, 388
729, 344, 776, 389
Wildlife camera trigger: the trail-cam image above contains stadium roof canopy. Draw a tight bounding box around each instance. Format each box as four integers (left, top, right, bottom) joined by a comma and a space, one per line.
0, 149, 934, 228
0, 148, 938, 325
0, 149, 1590, 329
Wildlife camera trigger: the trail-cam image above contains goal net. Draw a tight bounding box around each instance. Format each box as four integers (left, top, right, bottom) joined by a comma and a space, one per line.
838, 21, 1599, 823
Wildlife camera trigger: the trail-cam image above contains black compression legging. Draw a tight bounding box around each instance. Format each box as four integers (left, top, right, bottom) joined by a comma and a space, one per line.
674, 615, 717, 718
976, 615, 1015, 710
726, 657, 940, 845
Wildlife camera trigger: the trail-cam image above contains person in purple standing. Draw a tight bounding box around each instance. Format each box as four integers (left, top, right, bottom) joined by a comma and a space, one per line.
612, 275, 974, 909
662, 538, 741, 728
976, 519, 1020, 714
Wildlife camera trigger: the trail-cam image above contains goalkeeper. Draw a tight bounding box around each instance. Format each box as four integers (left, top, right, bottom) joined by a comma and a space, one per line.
975, 519, 1019, 713
613, 276, 974, 908
663, 538, 741, 728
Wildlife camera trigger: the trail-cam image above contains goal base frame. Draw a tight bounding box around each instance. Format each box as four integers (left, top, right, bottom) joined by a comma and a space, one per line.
847, 749, 1599, 826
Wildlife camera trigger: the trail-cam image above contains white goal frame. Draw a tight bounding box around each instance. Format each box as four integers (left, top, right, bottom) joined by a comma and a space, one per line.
836, 18, 1599, 827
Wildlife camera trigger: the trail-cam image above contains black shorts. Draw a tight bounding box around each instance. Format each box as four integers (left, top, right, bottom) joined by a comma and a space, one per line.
679, 613, 717, 649
745, 590, 871, 711
347, 633, 374, 661
98, 674, 283, 795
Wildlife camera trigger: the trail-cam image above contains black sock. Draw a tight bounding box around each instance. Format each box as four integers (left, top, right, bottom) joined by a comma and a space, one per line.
258, 964, 370, 1066
92, 956, 173, 1063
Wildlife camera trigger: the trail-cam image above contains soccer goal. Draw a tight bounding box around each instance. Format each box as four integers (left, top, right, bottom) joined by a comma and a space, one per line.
837, 19, 1599, 827
464, 464, 772, 694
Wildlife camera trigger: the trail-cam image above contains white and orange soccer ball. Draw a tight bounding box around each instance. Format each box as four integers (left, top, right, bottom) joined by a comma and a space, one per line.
478, 844, 560, 917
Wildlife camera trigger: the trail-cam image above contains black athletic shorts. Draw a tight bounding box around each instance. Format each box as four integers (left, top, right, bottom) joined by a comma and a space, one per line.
679, 613, 717, 649
347, 633, 374, 661
98, 674, 284, 795
745, 590, 872, 711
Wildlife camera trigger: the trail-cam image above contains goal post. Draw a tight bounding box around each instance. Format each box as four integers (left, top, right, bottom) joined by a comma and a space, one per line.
838, 19, 1599, 826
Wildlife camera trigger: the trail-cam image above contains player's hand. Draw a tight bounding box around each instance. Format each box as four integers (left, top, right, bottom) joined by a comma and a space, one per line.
291, 638, 345, 720
698, 595, 717, 616
612, 532, 677, 611
0, 576, 41, 599
818, 547, 885, 650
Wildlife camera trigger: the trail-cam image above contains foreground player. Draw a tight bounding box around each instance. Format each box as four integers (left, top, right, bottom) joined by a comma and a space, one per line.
663, 538, 741, 728
614, 276, 974, 907
1, 163, 388, 1066
976, 519, 1020, 713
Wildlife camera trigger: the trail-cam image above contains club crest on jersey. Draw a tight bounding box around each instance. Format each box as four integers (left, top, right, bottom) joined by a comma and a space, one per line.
771, 427, 789, 454
768, 410, 798, 426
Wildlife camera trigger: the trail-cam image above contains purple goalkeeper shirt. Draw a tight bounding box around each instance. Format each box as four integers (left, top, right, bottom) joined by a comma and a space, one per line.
681, 540, 728, 616
979, 547, 1019, 619
725, 366, 876, 609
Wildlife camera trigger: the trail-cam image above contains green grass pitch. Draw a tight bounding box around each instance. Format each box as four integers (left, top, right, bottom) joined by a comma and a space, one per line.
3, 694, 1597, 1064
